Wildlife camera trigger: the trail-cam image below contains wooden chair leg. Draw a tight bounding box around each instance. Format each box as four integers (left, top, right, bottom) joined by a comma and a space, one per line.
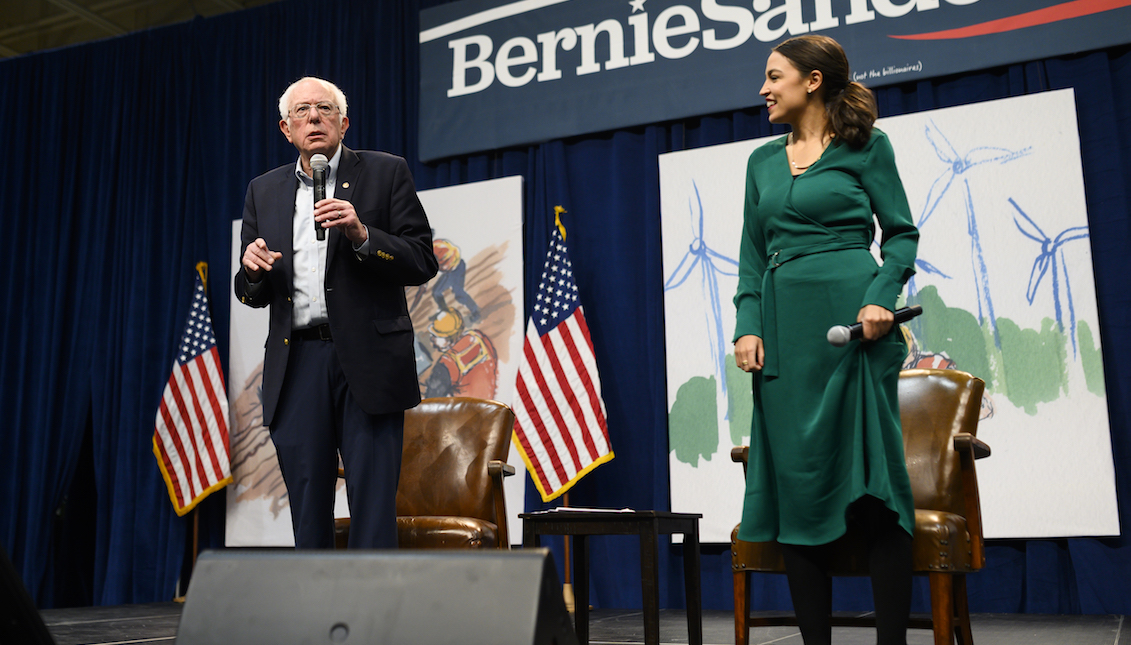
953, 574, 974, 645
733, 570, 750, 645
929, 572, 955, 645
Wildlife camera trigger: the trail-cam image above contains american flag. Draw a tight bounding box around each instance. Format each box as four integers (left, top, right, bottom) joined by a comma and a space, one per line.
514, 223, 613, 502
153, 273, 232, 516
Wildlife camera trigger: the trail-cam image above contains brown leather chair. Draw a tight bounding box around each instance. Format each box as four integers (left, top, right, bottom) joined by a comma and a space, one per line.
335, 397, 516, 549
731, 368, 990, 645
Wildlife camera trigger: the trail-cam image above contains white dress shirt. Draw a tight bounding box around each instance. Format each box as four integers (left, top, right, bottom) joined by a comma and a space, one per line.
242, 145, 371, 329
290, 146, 341, 329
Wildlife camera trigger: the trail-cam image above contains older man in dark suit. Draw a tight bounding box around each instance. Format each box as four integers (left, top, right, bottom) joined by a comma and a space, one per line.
235, 77, 437, 549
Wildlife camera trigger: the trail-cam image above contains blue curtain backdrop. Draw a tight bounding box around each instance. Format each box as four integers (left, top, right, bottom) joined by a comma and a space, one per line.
1, 0, 1128, 614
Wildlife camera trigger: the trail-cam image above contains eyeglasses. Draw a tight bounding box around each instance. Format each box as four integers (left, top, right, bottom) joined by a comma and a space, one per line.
289, 102, 339, 118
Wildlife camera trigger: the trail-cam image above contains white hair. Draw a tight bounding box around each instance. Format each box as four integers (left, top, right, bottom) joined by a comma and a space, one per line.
277, 77, 349, 120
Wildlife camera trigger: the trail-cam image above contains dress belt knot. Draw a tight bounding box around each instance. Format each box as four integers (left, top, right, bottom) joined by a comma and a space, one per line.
760, 239, 869, 379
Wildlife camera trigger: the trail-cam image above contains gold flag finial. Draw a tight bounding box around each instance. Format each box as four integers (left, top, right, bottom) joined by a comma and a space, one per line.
195, 261, 208, 290
554, 206, 567, 240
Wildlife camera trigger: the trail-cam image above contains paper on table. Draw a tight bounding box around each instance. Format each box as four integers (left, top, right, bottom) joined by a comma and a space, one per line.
527, 507, 636, 514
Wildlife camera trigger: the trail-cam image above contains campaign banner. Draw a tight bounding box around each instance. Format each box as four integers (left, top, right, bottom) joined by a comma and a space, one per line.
419, 0, 1131, 161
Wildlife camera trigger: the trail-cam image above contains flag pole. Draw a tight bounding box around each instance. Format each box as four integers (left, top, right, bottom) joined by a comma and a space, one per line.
554, 208, 575, 613
159, 260, 232, 601
562, 491, 574, 613
554, 205, 568, 240
191, 261, 208, 571
192, 508, 200, 566
183, 262, 210, 599
515, 205, 611, 613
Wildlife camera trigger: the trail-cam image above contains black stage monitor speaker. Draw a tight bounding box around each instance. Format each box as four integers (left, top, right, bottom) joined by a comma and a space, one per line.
0, 543, 56, 645
176, 548, 577, 645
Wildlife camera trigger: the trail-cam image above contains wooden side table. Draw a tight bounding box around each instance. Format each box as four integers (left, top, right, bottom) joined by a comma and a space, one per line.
519, 510, 703, 645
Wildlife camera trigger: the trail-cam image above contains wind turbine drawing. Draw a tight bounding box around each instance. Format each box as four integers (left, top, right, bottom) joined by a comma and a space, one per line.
1009, 197, 1090, 356
664, 181, 739, 403
911, 119, 1032, 346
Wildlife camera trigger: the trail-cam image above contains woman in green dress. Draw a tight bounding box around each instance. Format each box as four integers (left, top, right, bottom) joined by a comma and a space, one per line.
732, 35, 919, 645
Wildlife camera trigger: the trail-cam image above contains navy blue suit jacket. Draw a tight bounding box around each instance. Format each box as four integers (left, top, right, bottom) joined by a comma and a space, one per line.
234, 148, 438, 426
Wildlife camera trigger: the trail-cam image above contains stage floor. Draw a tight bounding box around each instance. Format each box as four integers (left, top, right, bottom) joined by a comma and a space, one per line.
39, 604, 1126, 645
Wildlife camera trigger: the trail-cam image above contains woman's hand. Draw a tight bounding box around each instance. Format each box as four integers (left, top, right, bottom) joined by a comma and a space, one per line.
856, 304, 894, 341
734, 335, 764, 372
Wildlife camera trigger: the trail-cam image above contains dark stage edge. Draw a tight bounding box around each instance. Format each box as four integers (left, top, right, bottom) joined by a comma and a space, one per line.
39, 605, 1126, 645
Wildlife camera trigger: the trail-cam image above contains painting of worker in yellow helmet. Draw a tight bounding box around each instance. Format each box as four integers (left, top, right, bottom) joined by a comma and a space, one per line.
424, 308, 499, 398
409, 177, 525, 405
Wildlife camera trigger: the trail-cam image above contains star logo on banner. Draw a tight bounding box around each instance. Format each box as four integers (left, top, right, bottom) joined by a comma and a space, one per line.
629, 0, 647, 13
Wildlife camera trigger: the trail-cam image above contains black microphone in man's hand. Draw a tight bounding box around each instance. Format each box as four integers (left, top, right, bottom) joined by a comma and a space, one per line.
311, 154, 329, 241
827, 305, 922, 347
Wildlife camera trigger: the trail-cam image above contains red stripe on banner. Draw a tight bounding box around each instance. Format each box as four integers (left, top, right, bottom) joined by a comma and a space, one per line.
565, 311, 609, 439
891, 0, 1131, 40
514, 370, 561, 489
555, 317, 602, 461
157, 395, 188, 507
191, 353, 225, 478
537, 330, 585, 471
521, 340, 574, 483
168, 369, 206, 496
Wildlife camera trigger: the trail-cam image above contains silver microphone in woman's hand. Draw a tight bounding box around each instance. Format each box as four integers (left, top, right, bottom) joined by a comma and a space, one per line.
827, 305, 923, 347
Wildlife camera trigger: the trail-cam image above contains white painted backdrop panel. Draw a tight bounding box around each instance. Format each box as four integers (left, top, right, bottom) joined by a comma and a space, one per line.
661, 90, 1117, 542
225, 176, 526, 546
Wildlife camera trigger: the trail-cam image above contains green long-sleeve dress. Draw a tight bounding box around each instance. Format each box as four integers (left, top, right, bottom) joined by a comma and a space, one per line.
733, 129, 919, 546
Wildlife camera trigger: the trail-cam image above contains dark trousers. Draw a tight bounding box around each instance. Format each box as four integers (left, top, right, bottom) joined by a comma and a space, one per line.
269, 336, 404, 549
780, 496, 913, 645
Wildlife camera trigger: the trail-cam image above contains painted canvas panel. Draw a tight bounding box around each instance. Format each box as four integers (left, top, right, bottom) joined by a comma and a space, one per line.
661, 89, 1117, 541
226, 176, 525, 546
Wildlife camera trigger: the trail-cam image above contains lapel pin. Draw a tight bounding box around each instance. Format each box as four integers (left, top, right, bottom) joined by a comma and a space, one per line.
342, 182, 350, 189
